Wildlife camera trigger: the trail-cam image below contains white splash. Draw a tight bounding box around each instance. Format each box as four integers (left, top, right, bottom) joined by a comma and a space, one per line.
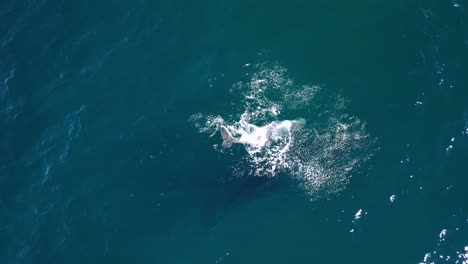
418, 227, 468, 264
354, 209, 363, 220
190, 62, 376, 199
439, 229, 448, 241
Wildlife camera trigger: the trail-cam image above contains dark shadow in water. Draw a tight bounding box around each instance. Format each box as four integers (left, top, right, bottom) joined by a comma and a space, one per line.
186, 130, 295, 230
199, 167, 292, 230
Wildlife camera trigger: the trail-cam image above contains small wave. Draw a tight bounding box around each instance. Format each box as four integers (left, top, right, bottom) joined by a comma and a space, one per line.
190, 62, 376, 199
0, 67, 14, 97
0, 67, 23, 122
24, 105, 86, 182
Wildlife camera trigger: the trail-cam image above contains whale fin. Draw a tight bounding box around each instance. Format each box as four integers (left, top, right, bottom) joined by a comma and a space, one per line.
220, 126, 238, 147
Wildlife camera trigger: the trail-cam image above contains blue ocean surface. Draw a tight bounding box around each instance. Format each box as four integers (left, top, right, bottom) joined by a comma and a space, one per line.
1, 0, 468, 263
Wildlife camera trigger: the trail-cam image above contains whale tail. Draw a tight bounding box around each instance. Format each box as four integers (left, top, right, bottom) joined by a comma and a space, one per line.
220, 126, 238, 147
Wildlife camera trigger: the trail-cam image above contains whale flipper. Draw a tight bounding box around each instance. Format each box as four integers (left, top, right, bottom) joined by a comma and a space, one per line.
220, 126, 238, 147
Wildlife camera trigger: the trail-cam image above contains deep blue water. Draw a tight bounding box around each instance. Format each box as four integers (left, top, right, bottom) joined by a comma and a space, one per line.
1, 1, 468, 263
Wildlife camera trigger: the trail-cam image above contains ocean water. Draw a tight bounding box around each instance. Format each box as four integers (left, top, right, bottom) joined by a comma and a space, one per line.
1, 0, 468, 263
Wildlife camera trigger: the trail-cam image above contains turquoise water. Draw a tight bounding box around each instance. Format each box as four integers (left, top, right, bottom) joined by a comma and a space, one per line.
1, 0, 468, 263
